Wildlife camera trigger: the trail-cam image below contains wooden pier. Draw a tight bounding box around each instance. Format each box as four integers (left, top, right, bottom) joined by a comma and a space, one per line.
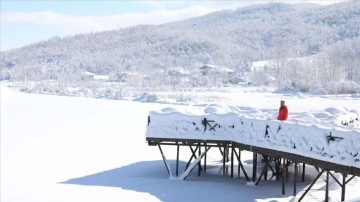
146, 137, 360, 201
146, 111, 360, 202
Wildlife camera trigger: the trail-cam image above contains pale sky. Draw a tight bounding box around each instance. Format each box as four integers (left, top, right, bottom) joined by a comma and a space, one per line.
0, 0, 343, 51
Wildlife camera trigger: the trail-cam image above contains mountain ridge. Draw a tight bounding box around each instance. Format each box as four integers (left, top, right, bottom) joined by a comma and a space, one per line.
1, 1, 359, 94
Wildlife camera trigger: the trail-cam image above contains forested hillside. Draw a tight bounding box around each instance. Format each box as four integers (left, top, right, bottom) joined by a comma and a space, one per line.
1, 1, 359, 94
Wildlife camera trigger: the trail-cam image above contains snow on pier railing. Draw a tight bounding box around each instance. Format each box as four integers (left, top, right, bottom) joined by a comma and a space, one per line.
146, 104, 360, 169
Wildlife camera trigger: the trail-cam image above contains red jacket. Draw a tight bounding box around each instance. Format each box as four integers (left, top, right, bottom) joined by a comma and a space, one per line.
277, 105, 288, 121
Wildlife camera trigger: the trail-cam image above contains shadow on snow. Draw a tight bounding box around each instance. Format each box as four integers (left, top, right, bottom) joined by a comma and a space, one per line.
61, 160, 310, 202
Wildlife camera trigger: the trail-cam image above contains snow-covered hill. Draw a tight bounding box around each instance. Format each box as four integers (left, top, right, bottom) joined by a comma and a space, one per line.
1, 1, 359, 93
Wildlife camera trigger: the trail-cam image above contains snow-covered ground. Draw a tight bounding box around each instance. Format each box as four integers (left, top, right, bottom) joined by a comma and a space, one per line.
1, 84, 359, 202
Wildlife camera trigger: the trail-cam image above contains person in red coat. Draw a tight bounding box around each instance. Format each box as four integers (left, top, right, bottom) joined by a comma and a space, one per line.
277, 100, 288, 121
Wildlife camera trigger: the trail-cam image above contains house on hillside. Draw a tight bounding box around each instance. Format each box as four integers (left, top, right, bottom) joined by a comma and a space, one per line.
199, 64, 235, 85
94, 74, 109, 81
250, 60, 283, 86
80, 72, 95, 81
251, 60, 275, 72
166, 67, 190, 86
80, 72, 109, 81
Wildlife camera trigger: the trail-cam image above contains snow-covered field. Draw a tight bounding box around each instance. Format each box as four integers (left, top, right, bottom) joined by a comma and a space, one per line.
1, 84, 359, 202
